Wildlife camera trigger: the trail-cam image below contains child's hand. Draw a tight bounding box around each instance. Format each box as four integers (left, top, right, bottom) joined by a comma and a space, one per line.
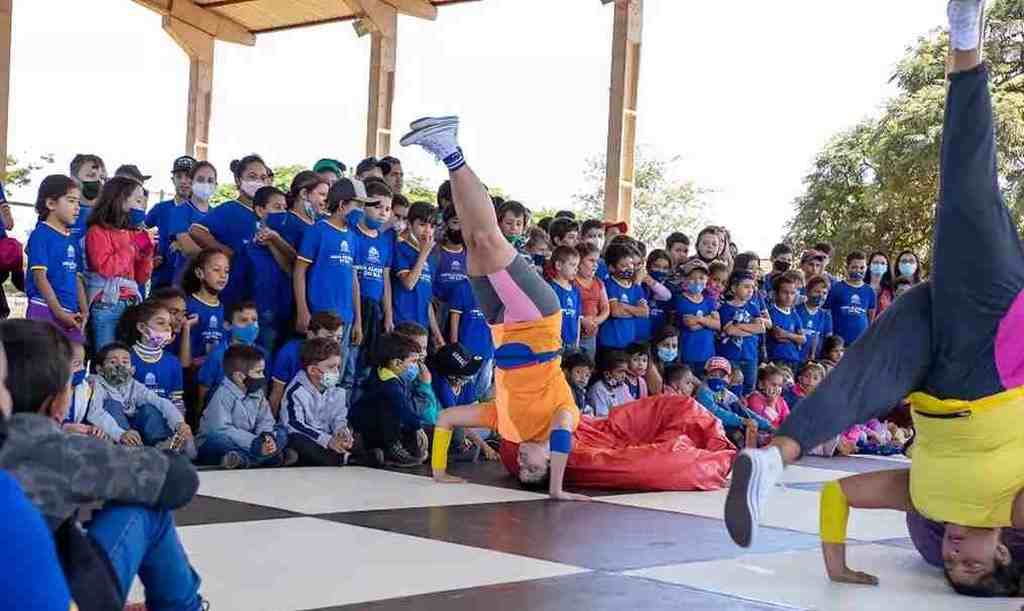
63, 423, 92, 436
482, 445, 500, 461
121, 430, 143, 446
261, 435, 277, 456
351, 324, 363, 346
89, 427, 108, 441
184, 313, 200, 329
177, 423, 193, 440
827, 566, 879, 586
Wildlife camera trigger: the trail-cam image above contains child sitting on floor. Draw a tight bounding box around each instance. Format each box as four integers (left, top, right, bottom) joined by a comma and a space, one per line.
783, 361, 825, 409
430, 343, 499, 462
61, 340, 114, 439
268, 310, 344, 414
623, 341, 651, 400
196, 344, 297, 469
280, 337, 354, 467
662, 364, 698, 397
89, 342, 196, 457
697, 357, 773, 448
818, 334, 845, 372
746, 364, 791, 430
197, 300, 262, 406
562, 351, 595, 415
587, 350, 633, 417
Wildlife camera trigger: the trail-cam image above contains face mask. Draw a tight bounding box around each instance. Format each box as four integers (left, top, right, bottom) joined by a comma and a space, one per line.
129, 209, 146, 228
364, 216, 384, 230
706, 378, 727, 392
605, 374, 623, 388
531, 253, 547, 268
587, 237, 604, 251
345, 207, 364, 227
192, 182, 215, 202
72, 369, 87, 387
232, 322, 259, 345
81, 180, 102, 201
807, 294, 825, 307
240, 180, 263, 199
447, 228, 464, 245
244, 375, 266, 396
101, 363, 133, 387
320, 369, 340, 388
870, 263, 887, 277
898, 262, 917, 277
773, 260, 791, 273
302, 198, 316, 219
687, 280, 706, 294
508, 234, 526, 249
399, 364, 419, 384
615, 269, 635, 281
142, 326, 173, 350
649, 270, 667, 284
848, 271, 865, 281
657, 347, 678, 363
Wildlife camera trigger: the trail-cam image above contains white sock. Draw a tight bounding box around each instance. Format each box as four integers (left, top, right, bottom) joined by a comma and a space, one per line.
948, 0, 982, 51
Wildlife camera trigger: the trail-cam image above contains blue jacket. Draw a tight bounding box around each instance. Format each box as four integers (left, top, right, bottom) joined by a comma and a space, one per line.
351, 368, 421, 430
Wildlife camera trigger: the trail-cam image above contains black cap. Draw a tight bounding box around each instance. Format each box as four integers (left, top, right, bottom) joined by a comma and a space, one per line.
114, 164, 151, 183
432, 343, 483, 377
172, 156, 198, 174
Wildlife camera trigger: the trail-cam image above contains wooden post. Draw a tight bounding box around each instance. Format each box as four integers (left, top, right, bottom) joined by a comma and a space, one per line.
603, 0, 642, 224
163, 16, 215, 160
365, 6, 397, 158
0, 0, 12, 179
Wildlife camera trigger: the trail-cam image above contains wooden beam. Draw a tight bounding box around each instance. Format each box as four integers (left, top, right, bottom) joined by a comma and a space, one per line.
199, 0, 259, 8
603, 0, 642, 225
346, 0, 397, 37
163, 16, 215, 160
0, 0, 10, 180
365, 5, 397, 157
133, 0, 255, 46
383, 0, 437, 20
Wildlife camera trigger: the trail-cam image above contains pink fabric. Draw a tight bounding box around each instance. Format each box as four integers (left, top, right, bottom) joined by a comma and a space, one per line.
648, 280, 671, 301
487, 268, 542, 323
746, 392, 791, 428
996, 289, 1024, 389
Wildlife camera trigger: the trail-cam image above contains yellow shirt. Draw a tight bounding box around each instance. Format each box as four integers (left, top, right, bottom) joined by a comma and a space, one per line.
910, 387, 1024, 527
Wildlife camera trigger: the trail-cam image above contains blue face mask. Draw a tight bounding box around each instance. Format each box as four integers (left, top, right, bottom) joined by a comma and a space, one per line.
399, 364, 419, 383
649, 270, 668, 284
657, 347, 678, 363
687, 280, 706, 294
363, 216, 384, 230
848, 271, 865, 281
898, 262, 917, 277
72, 368, 87, 387
706, 378, 727, 392
346, 207, 365, 227
232, 322, 259, 345
869, 263, 888, 277
129, 209, 146, 228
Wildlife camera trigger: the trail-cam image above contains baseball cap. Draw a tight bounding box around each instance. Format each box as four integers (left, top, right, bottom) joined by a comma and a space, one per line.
705, 357, 732, 376
327, 178, 372, 204
431, 343, 483, 378
114, 164, 151, 183
801, 249, 827, 264
681, 259, 710, 276
313, 158, 346, 177
172, 156, 198, 174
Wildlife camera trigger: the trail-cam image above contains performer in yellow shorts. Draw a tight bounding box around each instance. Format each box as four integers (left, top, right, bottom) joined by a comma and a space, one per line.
400, 117, 587, 502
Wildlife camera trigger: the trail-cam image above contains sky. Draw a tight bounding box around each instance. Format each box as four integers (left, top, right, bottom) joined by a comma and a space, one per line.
7, 0, 948, 252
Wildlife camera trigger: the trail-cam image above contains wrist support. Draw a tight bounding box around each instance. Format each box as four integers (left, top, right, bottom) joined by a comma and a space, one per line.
820, 480, 851, 544
432, 427, 453, 471
549, 429, 572, 454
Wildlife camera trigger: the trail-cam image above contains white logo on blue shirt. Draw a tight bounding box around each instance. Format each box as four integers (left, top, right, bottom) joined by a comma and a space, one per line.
368, 246, 380, 264
144, 373, 157, 388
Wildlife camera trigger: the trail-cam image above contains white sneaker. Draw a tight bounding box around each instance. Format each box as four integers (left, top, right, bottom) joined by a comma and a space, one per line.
948, 0, 986, 51
400, 117, 461, 163
724, 446, 784, 548
410, 115, 458, 131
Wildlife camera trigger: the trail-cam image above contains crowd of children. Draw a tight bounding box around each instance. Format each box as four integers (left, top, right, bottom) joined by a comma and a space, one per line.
4, 151, 923, 473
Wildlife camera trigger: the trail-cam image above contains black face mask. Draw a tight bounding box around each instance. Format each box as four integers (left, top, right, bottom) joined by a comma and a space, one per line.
773, 260, 791, 273
244, 375, 266, 396
81, 181, 101, 201
446, 228, 464, 245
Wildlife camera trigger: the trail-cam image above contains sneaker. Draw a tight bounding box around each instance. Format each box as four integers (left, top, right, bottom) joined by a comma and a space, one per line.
399, 117, 461, 162
282, 448, 299, 467
410, 115, 458, 131
220, 451, 246, 470
384, 442, 421, 468
414, 428, 429, 463
724, 446, 784, 548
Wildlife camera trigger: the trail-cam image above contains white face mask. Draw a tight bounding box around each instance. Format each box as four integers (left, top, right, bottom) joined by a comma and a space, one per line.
587, 237, 604, 250
240, 180, 263, 199
192, 182, 215, 202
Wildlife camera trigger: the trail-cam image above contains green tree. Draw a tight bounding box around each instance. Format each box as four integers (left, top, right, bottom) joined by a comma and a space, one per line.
211, 164, 306, 206
404, 175, 437, 204
785, 0, 1024, 267
4, 154, 56, 195
573, 149, 710, 247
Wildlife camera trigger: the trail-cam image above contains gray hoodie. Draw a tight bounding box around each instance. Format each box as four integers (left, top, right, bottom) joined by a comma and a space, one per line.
88, 374, 184, 440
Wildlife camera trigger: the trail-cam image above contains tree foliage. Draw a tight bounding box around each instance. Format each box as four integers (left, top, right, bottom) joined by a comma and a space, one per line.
573, 149, 709, 248
4, 154, 56, 196
785, 0, 1024, 265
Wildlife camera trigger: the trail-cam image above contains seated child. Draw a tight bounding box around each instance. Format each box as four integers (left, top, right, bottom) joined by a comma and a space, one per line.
61, 340, 115, 439
349, 333, 426, 467
269, 310, 344, 414
818, 334, 845, 372
196, 344, 297, 469
562, 351, 595, 415
89, 342, 196, 457
198, 300, 262, 407
745, 364, 791, 429
117, 301, 184, 415
696, 357, 773, 448
586, 350, 634, 417
662, 363, 698, 397
623, 342, 651, 400
430, 343, 499, 462
280, 337, 354, 467
394, 321, 440, 425
783, 361, 825, 409
728, 367, 747, 406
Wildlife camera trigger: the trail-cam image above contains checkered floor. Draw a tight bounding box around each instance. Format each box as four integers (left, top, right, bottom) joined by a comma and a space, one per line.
147, 454, 1020, 611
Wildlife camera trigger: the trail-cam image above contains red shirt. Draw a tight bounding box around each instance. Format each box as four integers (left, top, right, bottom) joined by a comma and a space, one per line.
85, 225, 154, 300
574, 276, 608, 338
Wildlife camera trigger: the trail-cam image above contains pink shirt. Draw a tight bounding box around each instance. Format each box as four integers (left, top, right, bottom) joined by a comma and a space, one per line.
746, 391, 791, 428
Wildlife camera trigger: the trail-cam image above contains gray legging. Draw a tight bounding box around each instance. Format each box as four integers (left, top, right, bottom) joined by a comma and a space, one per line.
778, 64, 1024, 451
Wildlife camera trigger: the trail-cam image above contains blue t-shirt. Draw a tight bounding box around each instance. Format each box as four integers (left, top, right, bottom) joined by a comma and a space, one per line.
549, 280, 581, 348
195, 200, 260, 308
70, 203, 92, 242
433, 374, 477, 410
392, 236, 435, 328
717, 300, 762, 363
25, 222, 82, 313
598, 277, 646, 349
131, 349, 184, 404
198, 340, 266, 390
187, 294, 225, 359
298, 220, 356, 323
271, 338, 303, 385
826, 281, 876, 346
434, 246, 468, 303
796, 304, 833, 361
675, 292, 717, 364
766, 304, 804, 364
449, 281, 494, 360
145, 199, 179, 286
596, 258, 609, 282
267, 210, 314, 251
642, 285, 673, 342
236, 241, 293, 328
166, 201, 208, 281
353, 225, 393, 303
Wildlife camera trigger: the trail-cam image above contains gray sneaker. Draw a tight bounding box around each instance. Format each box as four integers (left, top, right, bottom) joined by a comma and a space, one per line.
385, 442, 421, 468
410, 115, 458, 131
400, 117, 461, 162
724, 446, 784, 548
220, 451, 246, 470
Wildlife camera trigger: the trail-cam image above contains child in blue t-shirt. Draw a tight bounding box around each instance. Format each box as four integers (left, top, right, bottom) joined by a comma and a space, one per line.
25, 175, 88, 344
825, 251, 876, 346
392, 202, 444, 346
598, 243, 648, 351
351, 180, 396, 390
796, 274, 833, 361
674, 260, 720, 376
448, 281, 495, 402
429, 343, 499, 462
182, 248, 230, 362
766, 271, 806, 373
548, 246, 582, 349
118, 301, 185, 415
639, 250, 674, 341
717, 270, 770, 395
197, 301, 262, 407
268, 311, 345, 415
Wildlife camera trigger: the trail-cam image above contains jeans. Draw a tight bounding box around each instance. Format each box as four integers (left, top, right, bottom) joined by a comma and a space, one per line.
473, 358, 495, 401
288, 433, 346, 466
90, 299, 132, 353
338, 322, 354, 390
105, 401, 173, 446
196, 426, 289, 467
86, 505, 203, 611
730, 360, 757, 396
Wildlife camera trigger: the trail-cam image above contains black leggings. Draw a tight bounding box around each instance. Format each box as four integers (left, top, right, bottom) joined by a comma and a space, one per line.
779, 65, 1024, 451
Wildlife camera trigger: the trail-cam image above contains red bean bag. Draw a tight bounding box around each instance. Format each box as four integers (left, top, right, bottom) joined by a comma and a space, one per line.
499, 395, 736, 491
